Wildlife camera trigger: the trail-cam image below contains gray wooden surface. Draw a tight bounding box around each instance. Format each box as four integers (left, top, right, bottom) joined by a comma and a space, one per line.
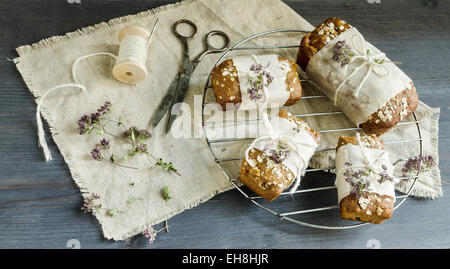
0, 0, 449, 249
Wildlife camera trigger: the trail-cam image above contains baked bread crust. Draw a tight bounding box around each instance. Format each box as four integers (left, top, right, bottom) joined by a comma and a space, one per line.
297, 17, 351, 71
211, 57, 302, 110
240, 148, 295, 202
298, 18, 419, 136
360, 83, 418, 136
239, 110, 319, 201
336, 135, 394, 224
339, 193, 394, 224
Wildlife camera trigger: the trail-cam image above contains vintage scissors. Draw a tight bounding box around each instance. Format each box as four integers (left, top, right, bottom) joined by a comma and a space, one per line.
151, 19, 230, 134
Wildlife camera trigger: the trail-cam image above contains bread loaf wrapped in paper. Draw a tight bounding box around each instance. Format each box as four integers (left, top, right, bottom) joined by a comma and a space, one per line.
239, 110, 319, 201
297, 18, 418, 136
335, 134, 397, 224
211, 55, 302, 110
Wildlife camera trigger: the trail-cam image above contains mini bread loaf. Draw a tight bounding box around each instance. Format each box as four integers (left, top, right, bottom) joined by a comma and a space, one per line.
239, 110, 319, 201
211, 56, 302, 110
297, 18, 418, 136
336, 135, 395, 224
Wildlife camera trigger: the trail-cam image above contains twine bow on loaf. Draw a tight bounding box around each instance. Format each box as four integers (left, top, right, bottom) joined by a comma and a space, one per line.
334, 34, 390, 105
235, 55, 290, 136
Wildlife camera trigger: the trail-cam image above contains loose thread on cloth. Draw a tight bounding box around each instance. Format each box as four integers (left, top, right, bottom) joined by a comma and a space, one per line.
36, 84, 87, 161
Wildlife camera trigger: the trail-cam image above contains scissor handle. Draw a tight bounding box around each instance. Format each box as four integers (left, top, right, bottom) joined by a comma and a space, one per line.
194, 30, 230, 63
173, 19, 198, 40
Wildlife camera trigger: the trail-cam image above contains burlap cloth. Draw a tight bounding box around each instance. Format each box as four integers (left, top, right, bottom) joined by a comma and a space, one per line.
14, 0, 441, 241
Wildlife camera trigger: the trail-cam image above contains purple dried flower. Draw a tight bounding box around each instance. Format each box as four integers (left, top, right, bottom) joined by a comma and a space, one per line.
343, 164, 372, 198
246, 64, 274, 101
90, 112, 101, 124
263, 143, 289, 163
91, 146, 102, 160
123, 127, 152, 142
401, 155, 434, 177
377, 165, 395, 184
99, 138, 110, 148
138, 129, 152, 140
137, 144, 148, 154
247, 88, 263, 101
142, 227, 156, 245
250, 64, 263, 73
123, 127, 137, 139
97, 101, 111, 115
80, 115, 90, 122
81, 193, 101, 214
333, 40, 354, 67
77, 101, 112, 135
77, 115, 90, 134
262, 71, 274, 84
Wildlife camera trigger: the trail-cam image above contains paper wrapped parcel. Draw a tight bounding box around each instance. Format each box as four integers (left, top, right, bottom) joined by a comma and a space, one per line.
245, 116, 318, 181
335, 144, 396, 204
306, 27, 412, 127
234, 54, 290, 110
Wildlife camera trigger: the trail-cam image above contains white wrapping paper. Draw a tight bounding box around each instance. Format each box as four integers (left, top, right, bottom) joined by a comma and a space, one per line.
249, 116, 317, 179
306, 27, 413, 126
335, 143, 396, 203
234, 55, 290, 110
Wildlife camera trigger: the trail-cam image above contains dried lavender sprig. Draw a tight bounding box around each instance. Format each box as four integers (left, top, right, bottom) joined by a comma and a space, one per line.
332, 40, 355, 67
100, 138, 110, 148
263, 143, 290, 164
377, 164, 395, 184
246, 64, 274, 101
250, 63, 263, 73
91, 139, 138, 170
142, 221, 170, 245
78, 102, 178, 175
343, 161, 371, 198
142, 227, 156, 245
401, 155, 434, 177
81, 193, 101, 214
77, 101, 112, 135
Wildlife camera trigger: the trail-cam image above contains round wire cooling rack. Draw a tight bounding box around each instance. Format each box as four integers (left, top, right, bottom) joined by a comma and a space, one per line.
201, 29, 423, 229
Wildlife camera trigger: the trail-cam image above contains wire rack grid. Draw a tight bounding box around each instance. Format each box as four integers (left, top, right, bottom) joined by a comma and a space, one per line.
201, 29, 423, 229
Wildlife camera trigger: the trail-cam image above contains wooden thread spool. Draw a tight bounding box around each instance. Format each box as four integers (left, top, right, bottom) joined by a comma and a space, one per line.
112, 26, 150, 84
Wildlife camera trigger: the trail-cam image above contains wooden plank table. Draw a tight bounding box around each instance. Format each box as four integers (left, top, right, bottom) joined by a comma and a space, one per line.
0, 0, 449, 248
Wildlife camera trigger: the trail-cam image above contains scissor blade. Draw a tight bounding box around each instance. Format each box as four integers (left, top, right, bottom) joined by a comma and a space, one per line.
150, 73, 181, 128
165, 73, 191, 134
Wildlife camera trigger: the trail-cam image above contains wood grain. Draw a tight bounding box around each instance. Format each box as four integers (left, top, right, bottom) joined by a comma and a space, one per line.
0, 0, 449, 248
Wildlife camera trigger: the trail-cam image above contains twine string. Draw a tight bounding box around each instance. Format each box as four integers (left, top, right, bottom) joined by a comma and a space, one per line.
333, 34, 390, 105
36, 84, 87, 161
235, 54, 290, 137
